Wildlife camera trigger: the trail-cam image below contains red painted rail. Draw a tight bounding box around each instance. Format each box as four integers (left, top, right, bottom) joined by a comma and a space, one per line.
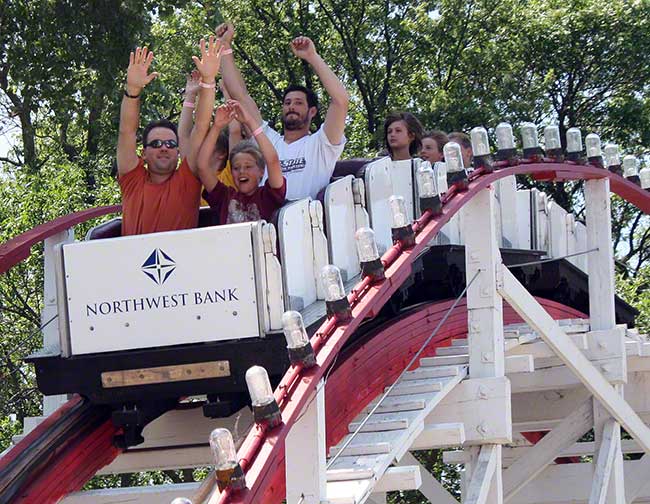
0, 205, 120, 275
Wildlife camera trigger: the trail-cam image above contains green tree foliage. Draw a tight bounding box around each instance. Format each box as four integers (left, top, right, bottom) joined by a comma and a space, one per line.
1, 1, 650, 498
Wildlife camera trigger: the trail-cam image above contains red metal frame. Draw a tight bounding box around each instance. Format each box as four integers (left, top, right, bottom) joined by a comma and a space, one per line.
0, 205, 120, 275
1, 161, 648, 503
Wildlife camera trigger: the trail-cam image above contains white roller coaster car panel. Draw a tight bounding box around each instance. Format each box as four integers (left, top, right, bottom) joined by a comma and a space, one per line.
61, 223, 261, 355
324, 175, 361, 281
364, 157, 394, 254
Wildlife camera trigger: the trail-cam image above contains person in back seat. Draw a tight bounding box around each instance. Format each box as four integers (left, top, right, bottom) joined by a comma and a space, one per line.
216, 23, 349, 200
384, 111, 424, 161
420, 130, 448, 164
116, 38, 223, 236
449, 131, 473, 169
197, 101, 286, 224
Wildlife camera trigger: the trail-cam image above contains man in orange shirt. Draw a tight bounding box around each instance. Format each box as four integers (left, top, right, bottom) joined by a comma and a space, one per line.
117, 38, 223, 236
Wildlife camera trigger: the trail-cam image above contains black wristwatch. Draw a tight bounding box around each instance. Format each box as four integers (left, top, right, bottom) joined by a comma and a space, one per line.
124, 88, 140, 99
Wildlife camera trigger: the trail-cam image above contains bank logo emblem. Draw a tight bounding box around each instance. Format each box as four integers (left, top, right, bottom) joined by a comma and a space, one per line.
142, 249, 176, 285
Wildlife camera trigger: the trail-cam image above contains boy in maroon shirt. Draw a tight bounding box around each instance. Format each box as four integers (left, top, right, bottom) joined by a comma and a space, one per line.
198, 100, 286, 224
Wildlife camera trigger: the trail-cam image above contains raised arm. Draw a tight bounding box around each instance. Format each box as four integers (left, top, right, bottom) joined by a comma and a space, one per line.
178, 70, 200, 160
187, 36, 223, 174
220, 79, 243, 149
116, 47, 159, 176
229, 100, 282, 190
291, 36, 349, 145
215, 23, 263, 126
197, 103, 232, 193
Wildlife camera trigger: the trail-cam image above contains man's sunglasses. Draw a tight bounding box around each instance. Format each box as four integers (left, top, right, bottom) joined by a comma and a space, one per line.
145, 139, 179, 149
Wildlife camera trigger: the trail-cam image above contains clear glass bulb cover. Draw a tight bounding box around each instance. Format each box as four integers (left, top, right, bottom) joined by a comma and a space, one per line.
623, 155, 638, 177
495, 122, 515, 150
470, 127, 490, 156
544, 125, 561, 150
355, 227, 380, 262
209, 428, 238, 470
520, 123, 539, 149
282, 310, 309, 349
245, 365, 274, 406
566, 127, 583, 153
585, 133, 601, 157
443, 142, 465, 173
640, 167, 650, 189
639, 166, 650, 189
416, 163, 437, 198
388, 195, 410, 228
171, 499, 193, 504
321, 264, 346, 302
603, 144, 620, 166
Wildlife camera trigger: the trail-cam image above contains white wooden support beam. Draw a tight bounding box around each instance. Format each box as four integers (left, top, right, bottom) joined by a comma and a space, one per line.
588, 419, 619, 504
585, 177, 626, 504
286, 379, 326, 504
497, 266, 650, 453
585, 178, 615, 332
397, 452, 458, 504
503, 397, 593, 502
463, 186, 505, 379
466, 445, 500, 504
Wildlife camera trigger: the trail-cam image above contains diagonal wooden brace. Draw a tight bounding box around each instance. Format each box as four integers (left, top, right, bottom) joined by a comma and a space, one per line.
497, 265, 650, 454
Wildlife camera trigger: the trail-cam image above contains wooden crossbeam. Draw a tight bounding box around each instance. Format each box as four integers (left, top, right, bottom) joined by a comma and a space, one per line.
503, 398, 593, 501
497, 266, 650, 453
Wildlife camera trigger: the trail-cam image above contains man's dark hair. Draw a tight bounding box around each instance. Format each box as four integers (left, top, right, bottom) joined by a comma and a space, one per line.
423, 130, 449, 154
449, 131, 472, 150
283, 84, 319, 111
383, 111, 424, 158
142, 119, 178, 146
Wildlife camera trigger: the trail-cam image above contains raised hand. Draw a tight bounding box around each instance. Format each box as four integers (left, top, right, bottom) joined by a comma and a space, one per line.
227, 100, 252, 127
214, 102, 233, 128
184, 70, 201, 98
290, 36, 317, 61
126, 47, 159, 94
192, 36, 223, 83
215, 22, 235, 47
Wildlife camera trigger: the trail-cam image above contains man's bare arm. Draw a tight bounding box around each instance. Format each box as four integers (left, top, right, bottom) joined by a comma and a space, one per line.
116, 47, 159, 176
216, 23, 263, 125
291, 36, 349, 145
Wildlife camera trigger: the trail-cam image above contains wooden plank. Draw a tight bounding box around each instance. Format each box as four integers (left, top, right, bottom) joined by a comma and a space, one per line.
503, 398, 594, 501
385, 378, 443, 396
101, 361, 230, 388
498, 267, 650, 453
411, 422, 465, 450
505, 355, 534, 374
62, 482, 200, 503
589, 419, 619, 504
326, 466, 421, 503
465, 445, 499, 504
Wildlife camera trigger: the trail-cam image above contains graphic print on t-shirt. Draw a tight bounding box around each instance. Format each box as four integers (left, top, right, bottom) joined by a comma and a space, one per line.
226, 198, 262, 224
280, 157, 307, 174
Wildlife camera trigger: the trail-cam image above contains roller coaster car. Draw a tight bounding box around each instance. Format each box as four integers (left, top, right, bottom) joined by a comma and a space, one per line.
26, 157, 637, 448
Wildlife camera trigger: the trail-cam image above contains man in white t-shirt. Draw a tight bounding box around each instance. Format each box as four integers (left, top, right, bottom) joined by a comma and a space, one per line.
217, 24, 349, 200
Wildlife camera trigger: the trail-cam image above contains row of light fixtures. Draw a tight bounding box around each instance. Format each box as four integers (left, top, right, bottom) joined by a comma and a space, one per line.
173, 126, 648, 499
